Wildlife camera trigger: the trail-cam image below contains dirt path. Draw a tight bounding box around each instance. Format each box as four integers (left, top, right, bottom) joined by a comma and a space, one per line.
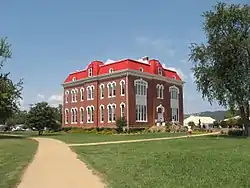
68, 132, 219, 147
17, 137, 105, 188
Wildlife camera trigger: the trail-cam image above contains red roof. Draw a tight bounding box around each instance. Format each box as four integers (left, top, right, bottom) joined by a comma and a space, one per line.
64, 58, 182, 83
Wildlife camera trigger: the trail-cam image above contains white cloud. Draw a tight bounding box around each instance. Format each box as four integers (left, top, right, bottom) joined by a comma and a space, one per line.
135, 36, 175, 57
167, 67, 187, 80
104, 59, 115, 64
37, 93, 45, 99
48, 94, 63, 107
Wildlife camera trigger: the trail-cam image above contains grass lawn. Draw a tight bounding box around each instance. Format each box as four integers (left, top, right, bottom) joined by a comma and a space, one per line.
73, 136, 250, 188
49, 132, 186, 144
0, 135, 38, 188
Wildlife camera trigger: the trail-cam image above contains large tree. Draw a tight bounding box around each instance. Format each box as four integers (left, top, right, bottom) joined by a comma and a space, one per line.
189, 2, 250, 135
0, 37, 23, 124
26, 102, 61, 135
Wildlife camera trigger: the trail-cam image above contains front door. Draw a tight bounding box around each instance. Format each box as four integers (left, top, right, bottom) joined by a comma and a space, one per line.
157, 107, 164, 122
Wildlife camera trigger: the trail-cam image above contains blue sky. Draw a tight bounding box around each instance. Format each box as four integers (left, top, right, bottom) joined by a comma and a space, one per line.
1, 0, 247, 113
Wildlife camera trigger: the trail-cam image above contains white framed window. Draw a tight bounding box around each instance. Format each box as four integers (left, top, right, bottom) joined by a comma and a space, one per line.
65, 90, 69, 103
71, 107, 78, 124
87, 85, 94, 100
72, 77, 77, 81
120, 80, 125, 96
87, 105, 94, 123
107, 82, 116, 98
170, 86, 179, 100
100, 84, 105, 99
156, 84, 164, 99
158, 67, 162, 75
169, 85, 179, 122
172, 76, 176, 79
109, 68, 114, 73
71, 108, 75, 123
120, 103, 125, 118
80, 88, 84, 101
80, 107, 84, 123
139, 67, 143, 72
134, 79, 148, 122
100, 105, 104, 123
108, 105, 112, 122
112, 104, 116, 122
65, 109, 69, 124
71, 89, 76, 103
107, 103, 116, 122
172, 108, 179, 122
88, 68, 93, 77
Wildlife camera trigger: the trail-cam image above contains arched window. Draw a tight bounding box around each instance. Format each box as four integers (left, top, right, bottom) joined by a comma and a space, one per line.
71, 89, 75, 102
74, 108, 78, 123
80, 107, 84, 123
112, 104, 116, 122
169, 86, 179, 122
100, 84, 105, 99
88, 68, 93, 77
107, 82, 116, 97
72, 77, 76, 81
158, 67, 162, 75
139, 67, 143, 72
100, 105, 104, 123
87, 85, 94, 100
65, 90, 69, 103
120, 80, 125, 96
87, 106, 94, 123
120, 103, 125, 118
109, 68, 114, 73
71, 108, 75, 123
107, 104, 112, 122
65, 109, 69, 124
80, 88, 84, 101
134, 79, 148, 122
156, 84, 164, 99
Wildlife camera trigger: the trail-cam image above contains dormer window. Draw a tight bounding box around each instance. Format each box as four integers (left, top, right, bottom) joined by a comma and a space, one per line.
88, 68, 93, 77
139, 67, 143, 72
109, 68, 114, 73
158, 68, 162, 76
172, 76, 176, 79
72, 77, 76, 81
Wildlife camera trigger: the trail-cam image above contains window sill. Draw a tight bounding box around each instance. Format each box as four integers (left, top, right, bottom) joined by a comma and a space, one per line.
87, 121, 94, 124
136, 120, 148, 123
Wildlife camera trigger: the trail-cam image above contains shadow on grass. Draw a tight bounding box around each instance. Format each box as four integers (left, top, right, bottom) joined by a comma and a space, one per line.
209, 135, 248, 139
0, 135, 26, 140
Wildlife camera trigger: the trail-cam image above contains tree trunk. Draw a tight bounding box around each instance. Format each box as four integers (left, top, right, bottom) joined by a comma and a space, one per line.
240, 105, 250, 137
38, 130, 43, 135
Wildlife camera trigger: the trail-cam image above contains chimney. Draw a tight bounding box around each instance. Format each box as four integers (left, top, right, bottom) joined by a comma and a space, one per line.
142, 56, 149, 61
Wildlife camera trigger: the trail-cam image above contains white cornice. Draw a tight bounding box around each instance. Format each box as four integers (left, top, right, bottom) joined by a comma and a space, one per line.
62, 69, 184, 88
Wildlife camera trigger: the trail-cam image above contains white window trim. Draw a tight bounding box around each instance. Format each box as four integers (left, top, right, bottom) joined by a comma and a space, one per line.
86, 105, 94, 123
79, 107, 84, 124
65, 90, 69, 103
120, 80, 125, 96
107, 82, 116, 98
158, 67, 163, 76
169, 85, 179, 93
139, 67, 143, 72
72, 76, 77, 81
156, 84, 164, 99
156, 104, 165, 113
109, 68, 114, 73
64, 108, 69, 124
120, 102, 125, 118
99, 105, 104, 123
87, 85, 95, 100
99, 84, 105, 99
71, 107, 78, 124
88, 68, 93, 77
107, 103, 116, 123
80, 87, 84, 101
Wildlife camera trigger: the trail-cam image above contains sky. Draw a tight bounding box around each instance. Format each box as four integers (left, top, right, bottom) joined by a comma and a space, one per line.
1, 0, 248, 113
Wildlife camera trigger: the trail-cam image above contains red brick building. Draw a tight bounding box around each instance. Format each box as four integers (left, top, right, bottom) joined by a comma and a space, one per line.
62, 57, 184, 128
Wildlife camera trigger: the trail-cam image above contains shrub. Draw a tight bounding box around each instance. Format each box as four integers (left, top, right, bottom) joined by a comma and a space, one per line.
187, 121, 195, 128
116, 117, 127, 133
228, 129, 244, 136
61, 127, 72, 132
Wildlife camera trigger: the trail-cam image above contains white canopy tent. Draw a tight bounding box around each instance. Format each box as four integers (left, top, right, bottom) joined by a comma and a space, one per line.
184, 115, 216, 128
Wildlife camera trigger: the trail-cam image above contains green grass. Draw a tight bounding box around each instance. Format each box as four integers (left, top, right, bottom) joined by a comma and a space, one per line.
73, 136, 250, 188
0, 135, 38, 188
49, 132, 186, 144
1, 131, 187, 144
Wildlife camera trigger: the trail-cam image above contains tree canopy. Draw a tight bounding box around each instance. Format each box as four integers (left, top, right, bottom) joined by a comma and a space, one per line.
189, 2, 250, 135
26, 102, 61, 135
0, 37, 23, 124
